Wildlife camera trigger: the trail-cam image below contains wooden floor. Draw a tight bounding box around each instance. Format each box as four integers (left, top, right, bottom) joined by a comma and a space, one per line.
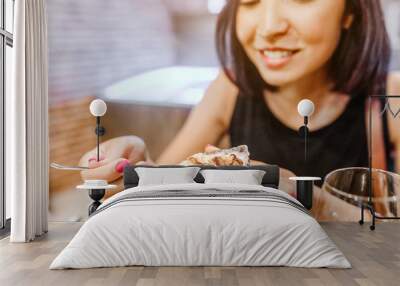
0, 222, 399, 286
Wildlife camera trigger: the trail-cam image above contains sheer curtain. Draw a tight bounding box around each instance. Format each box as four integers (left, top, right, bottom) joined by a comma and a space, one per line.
7, 0, 49, 242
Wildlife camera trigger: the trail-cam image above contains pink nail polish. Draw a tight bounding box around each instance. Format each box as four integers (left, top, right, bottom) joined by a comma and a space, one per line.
115, 160, 130, 173
88, 157, 97, 163
88, 155, 105, 163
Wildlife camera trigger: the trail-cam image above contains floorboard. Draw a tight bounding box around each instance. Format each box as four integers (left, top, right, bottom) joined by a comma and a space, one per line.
0, 222, 399, 286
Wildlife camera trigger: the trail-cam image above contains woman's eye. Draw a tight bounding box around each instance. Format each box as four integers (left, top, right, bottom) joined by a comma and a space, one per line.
240, 0, 312, 7
290, 0, 314, 3
240, 0, 260, 6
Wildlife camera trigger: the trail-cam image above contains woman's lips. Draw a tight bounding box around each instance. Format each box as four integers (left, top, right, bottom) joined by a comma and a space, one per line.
259, 49, 299, 69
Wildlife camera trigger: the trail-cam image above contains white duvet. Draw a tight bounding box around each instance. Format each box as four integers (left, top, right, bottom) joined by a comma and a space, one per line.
50, 183, 351, 269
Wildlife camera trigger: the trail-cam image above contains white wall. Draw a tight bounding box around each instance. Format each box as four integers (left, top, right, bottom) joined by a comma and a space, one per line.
382, 0, 400, 69
47, 0, 177, 104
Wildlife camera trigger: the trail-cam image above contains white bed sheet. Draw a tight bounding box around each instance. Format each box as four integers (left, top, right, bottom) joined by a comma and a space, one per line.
50, 183, 350, 269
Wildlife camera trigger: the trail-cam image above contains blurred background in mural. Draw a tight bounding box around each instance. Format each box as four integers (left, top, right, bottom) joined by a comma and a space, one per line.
47, 0, 400, 221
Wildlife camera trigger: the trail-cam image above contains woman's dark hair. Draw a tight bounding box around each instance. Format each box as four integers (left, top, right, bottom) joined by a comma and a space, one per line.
216, 0, 391, 97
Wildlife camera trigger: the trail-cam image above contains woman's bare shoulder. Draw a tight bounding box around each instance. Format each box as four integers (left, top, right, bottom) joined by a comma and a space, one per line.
156, 70, 239, 163
202, 70, 239, 128
209, 70, 239, 95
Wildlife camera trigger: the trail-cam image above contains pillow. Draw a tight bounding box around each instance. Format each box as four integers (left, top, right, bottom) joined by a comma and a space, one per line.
135, 166, 200, 186
200, 169, 266, 185
124, 164, 280, 189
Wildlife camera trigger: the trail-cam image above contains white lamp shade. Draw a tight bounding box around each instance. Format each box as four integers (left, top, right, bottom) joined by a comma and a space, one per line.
90, 99, 107, 117
297, 99, 315, 117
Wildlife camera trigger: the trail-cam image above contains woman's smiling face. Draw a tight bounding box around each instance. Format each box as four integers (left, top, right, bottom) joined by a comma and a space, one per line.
236, 0, 349, 87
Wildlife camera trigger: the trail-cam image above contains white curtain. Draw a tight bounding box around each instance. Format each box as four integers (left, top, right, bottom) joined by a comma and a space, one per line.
7, 0, 49, 242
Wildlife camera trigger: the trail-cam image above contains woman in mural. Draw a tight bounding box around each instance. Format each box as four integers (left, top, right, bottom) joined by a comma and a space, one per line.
79, 0, 400, 220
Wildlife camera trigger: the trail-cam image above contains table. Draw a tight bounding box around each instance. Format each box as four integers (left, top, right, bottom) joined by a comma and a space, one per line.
289, 177, 321, 210
77, 181, 116, 215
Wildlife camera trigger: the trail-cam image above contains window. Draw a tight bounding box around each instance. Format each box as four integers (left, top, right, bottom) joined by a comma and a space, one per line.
1, 0, 14, 231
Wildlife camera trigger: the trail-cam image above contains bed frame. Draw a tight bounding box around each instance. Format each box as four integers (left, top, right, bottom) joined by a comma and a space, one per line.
123, 164, 280, 189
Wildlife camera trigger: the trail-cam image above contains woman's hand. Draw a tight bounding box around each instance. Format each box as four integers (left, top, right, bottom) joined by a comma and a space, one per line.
79, 136, 151, 183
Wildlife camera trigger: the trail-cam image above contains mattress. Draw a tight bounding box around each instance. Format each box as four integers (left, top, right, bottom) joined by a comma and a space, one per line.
50, 183, 351, 269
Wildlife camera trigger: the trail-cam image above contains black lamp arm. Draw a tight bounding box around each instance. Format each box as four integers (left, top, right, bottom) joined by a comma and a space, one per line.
303, 116, 309, 164
94, 117, 106, 162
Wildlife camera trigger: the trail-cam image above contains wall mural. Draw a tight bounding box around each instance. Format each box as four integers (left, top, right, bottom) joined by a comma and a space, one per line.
47, 0, 400, 223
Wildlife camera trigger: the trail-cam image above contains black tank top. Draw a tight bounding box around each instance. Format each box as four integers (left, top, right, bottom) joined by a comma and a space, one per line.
229, 93, 370, 180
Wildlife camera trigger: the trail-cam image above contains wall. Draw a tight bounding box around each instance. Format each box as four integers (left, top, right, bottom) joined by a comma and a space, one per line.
46, 0, 400, 220
47, 1, 218, 207
382, 0, 400, 69
47, 0, 177, 104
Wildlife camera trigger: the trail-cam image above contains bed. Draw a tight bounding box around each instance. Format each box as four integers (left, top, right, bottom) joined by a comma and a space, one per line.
50, 165, 350, 269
